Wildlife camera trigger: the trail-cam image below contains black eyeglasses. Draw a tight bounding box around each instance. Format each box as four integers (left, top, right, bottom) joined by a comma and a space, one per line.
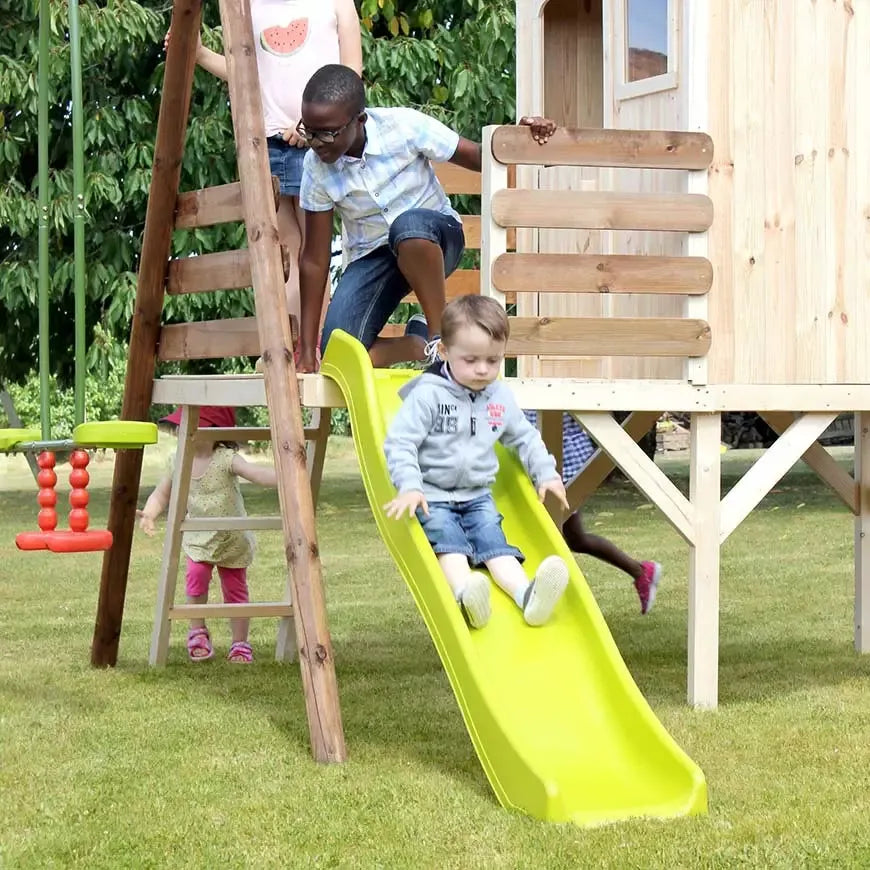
295, 114, 360, 144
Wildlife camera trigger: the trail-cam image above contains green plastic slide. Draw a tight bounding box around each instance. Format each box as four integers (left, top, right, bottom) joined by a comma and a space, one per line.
320, 331, 707, 825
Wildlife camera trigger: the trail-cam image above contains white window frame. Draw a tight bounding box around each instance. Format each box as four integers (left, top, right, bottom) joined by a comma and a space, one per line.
614, 0, 680, 101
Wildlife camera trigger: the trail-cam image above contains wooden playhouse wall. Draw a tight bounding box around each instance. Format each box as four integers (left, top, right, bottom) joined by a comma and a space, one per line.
514, 0, 869, 386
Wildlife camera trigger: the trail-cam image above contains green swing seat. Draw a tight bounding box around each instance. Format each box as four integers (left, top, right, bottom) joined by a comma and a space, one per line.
0, 428, 43, 452
72, 421, 158, 449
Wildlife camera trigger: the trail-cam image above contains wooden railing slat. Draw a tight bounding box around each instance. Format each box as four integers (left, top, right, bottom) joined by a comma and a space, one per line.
491, 127, 714, 169
491, 190, 714, 233
505, 317, 712, 358
492, 253, 713, 295
167, 246, 291, 294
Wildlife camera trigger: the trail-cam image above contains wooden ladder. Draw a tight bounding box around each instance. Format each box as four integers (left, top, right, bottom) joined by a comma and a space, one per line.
91, 0, 345, 763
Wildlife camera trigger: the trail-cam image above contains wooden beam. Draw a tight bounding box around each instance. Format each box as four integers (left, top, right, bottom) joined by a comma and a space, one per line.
92, 0, 202, 669
179, 516, 284, 531
719, 412, 838, 543
149, 406, 200, 666
491, 253, 713, 295
855, 413, 870, 652
537, 411, 565, 524
158, 317, 260, 361
575, 412, 696, 544
506, 317, 712, 358
687, 411, 721, 709
219, 0, 345, 763
491, 189, 714, 233
490, 126, 715, 170
565, 411, 662, 509
167, 246, 290, 295
153, 375, 870, 416
174, 177, 280, 228
761, 411, 858, 514
433, 162, 481, 194
168, 602, 293, 619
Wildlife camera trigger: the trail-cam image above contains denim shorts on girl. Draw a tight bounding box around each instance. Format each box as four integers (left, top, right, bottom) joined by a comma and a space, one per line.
321, 208, 465, 352
267, 136, 309, 197
415, 492, 524, 566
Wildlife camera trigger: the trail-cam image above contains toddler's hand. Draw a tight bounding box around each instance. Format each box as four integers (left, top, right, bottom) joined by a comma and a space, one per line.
537, 477, 569, 511
384, 491, 428, 520
136, 509, 156, 536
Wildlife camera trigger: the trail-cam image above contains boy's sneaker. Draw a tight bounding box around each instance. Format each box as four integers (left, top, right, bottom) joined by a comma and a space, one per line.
522, 556, 569, 626
634, 561, 661, 615
404, 314, 441, 364
459, 572, 491, 629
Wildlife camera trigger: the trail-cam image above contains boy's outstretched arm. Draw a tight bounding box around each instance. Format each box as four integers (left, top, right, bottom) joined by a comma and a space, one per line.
448, 116, 558, 173
231, 455, 278, 487
297, 208, 335, 372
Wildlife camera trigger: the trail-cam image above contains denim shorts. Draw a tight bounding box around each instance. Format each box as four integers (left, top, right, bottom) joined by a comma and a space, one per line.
267, 136, 308, 196
416, 493, 524, 566
321, 208, 465, 352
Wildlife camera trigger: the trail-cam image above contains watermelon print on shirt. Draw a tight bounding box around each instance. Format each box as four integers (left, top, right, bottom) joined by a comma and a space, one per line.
260, 19, 309, 56
252, 0, 341, 138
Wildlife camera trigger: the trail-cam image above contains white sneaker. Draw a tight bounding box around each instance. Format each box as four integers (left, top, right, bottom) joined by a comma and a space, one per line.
459, 572, 491, 629
523, 556, 569, 626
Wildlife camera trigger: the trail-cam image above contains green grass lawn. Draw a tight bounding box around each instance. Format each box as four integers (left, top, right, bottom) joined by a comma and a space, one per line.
2, 437, 870, 868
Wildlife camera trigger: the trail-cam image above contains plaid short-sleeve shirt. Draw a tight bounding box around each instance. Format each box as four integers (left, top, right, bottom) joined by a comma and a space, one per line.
523, 411, 597, 486
300, 107, 462, 263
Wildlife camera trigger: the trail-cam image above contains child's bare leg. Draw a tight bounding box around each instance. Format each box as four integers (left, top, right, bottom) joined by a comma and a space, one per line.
486, 554, 568, 626
395, 238, 445, 341
562, 511, 661, 615
485, 555, 530, 605
187, 593, 208, 631
438, 553, 491, 629
562, 511, 643, 579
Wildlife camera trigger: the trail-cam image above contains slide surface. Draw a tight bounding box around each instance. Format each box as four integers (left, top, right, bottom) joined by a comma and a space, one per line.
321, 331, 707, 825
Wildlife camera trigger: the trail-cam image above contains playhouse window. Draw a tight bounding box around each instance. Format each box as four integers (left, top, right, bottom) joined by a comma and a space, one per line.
615, 0, 679, 100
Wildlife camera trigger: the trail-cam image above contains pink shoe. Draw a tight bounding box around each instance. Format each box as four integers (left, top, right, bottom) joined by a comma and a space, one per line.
227, 641, 254, 664
634, 562, 661, 615
187, 627, 214, 661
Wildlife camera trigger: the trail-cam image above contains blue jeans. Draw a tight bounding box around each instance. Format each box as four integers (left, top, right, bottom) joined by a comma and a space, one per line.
321, 208, 465, 352
416, 493, 524, 566
267, 137, 308, 196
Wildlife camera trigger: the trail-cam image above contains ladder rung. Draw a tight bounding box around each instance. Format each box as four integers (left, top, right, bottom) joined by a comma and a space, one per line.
167, 247, 290, 295
194, 427, 323, 441
174, 178, 280, 229
180, 517, 283, 531
168, 602, 293, 619
196, 427, 272, 441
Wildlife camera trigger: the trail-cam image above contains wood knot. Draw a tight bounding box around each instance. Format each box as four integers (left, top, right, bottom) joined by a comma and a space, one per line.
666, 144, 676, 152
596, 262, 605, 272
314, 644, 329, 664
538, 317, 552, 326
794, 154, 804, 165
599, 284, 611, 294
749, 256, 756, 266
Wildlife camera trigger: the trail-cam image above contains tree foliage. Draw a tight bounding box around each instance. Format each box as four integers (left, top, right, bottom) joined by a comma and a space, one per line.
0, 0, 516, 395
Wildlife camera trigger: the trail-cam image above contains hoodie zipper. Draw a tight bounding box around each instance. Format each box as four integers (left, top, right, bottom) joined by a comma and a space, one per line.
469, 393, 477, 436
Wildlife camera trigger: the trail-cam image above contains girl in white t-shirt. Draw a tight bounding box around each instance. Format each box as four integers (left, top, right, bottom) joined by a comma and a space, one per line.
171, 0, 362, 332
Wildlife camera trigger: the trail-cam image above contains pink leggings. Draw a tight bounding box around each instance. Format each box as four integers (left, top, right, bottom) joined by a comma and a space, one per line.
185, 559, 249, 603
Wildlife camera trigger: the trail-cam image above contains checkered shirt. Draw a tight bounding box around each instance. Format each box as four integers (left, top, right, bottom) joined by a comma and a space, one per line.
300, 107, 462, 263
523, 411, 597, 486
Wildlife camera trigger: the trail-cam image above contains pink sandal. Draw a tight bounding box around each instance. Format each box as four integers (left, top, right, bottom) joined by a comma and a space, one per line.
227, 641, 253, 664
187, 627, 213, 661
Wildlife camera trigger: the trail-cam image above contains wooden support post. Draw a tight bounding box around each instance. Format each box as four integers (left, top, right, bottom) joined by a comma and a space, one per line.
576, 411, 695, 544
91, 0, 202, 667
565, 411, 662, 510
855, 413, 870, 652
306, 408, 331, 508
219, 0, 345, 762
537, 411, 564, 525
149, 406, 200, 666
687, 412, 721, 709
761, 411, 858, 514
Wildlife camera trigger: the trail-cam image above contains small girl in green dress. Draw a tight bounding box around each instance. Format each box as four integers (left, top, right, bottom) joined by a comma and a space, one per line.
138, 407, 277, 663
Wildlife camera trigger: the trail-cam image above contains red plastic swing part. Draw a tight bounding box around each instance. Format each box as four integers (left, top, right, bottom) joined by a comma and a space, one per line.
15, 449, 113, 553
